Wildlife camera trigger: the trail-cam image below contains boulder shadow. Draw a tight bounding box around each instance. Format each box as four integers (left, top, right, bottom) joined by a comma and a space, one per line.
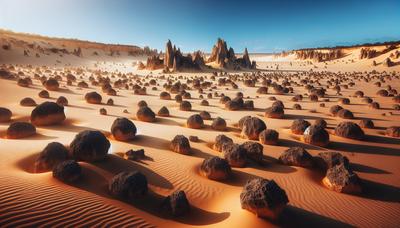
360, 179, 400, 203
350, 163, 391, 174
364, 134, 400, 145
278, 205, 354, 228
128, 191, 230, 225
127, 134, 170, 151
328, 141, 400, 156
92, 154, 173, 190
279, 138, 324, 150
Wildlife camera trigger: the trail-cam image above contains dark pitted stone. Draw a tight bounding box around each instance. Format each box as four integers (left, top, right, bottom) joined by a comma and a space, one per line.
241, 141, 263, 163
386, 126, 400, 138
265, 105, 284, 119
158, 106, 170, 117
303, 125, 330, 147
323, 163, 362, 194
240, 117, 266, 140
136, 106, 156, 122
162, 190, 191, 216
0, 107, 12, 122
240, 178, 289, 220
290, 119, 311, 135
211, 117, 227, 131
85, 91, 102, 104
329, 105, 343, 116
259, 129, 279, 145
52, 160, 82, 183
337, 109, 354, 119
222, 143, 247, 167
6, 122, 36, 139
56, 96, 68, 106
214, 134, 233, 152
39, 90, 50, 98
313, 151, 349, 172
111, 117, 137, 141
279, 147, 313, 168
186, 114, 204, 129
314, 118, 327, 129
180, 101, 192, 111
31, 102, 66, 126
170, 135, 191, 154
359, 119, 374, 129
70, 130, 110, 162
108, 171, 148, 199
124, 149, 145, 161
200, 156, 231, 181
20, 97, 37, 106
334, 121, 364, 140
35, 142, 69, 172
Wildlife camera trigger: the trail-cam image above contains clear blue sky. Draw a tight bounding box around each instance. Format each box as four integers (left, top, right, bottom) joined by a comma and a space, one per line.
1, 0, 399, 53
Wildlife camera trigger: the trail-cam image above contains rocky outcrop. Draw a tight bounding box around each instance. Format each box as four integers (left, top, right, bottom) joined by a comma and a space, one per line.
295, 49, 343, 62
143, 40, 206, 72
207, 38, 256, 69
141, 38, 256, 71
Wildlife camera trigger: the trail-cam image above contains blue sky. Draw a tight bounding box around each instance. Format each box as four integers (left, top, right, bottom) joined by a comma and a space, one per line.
0, 0, 399, 53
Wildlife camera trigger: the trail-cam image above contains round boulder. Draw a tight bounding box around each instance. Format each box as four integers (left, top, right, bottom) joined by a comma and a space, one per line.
186, 114, 204, 129
52, 160, 82, 183
211, 117, 227, 131
200, 156, 231, 181
279, 147, 313, 168
170, 135, 191, 154
259, 129, 279, 145
290, 119, 311, 135
136, 106, 156, 122
213, 134, 233, 152
35, 142, 69, 172
322, 163, 362, 194
6, 122, 36, 139
222, 143, 247, 167
30, 102, 66, 126
0, 107, 12, 122
111, 117, 137, 141
240, 178, 289, 220
162, 190, 190, 217
240, 117, 266, 140
386, 126, 400, 138
241, 141, 263, 163
85, 92, 102, 104
69, 130, 110, 162
334, 121, 364, 140
303, 125, 330, 147
108, 171, 148, 199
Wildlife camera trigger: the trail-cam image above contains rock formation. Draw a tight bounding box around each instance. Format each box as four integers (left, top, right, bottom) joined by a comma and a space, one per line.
207, 38, 256, 69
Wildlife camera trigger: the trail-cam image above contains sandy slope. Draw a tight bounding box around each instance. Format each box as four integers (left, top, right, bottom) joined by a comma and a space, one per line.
0, 34, 400, 227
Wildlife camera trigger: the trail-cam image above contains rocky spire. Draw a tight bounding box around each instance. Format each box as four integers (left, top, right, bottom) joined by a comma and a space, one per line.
164, 40, 174, 68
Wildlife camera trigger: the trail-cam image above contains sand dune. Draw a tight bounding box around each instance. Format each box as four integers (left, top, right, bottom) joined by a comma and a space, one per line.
0, 31, 400, 227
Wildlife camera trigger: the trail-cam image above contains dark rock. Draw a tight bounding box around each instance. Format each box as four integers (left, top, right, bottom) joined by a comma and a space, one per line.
240, 117, 266, 140
111, 117, 137, 141
170, 135, 191, 154
108, 171, 148, 199
279, 147, 313, 168
52, 160, 82, 183
6, 122, 36, 139
31, 102, 66, 126
162, 190, 191, 216
70, 130, 110, 162
334, 121, 364, 140
35, 142, 69, 172
240, 178, 289, 220
200, 156, 231, 181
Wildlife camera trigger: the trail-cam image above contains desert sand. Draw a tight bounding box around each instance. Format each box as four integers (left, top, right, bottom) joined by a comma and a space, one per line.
0, 30, 400, 227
